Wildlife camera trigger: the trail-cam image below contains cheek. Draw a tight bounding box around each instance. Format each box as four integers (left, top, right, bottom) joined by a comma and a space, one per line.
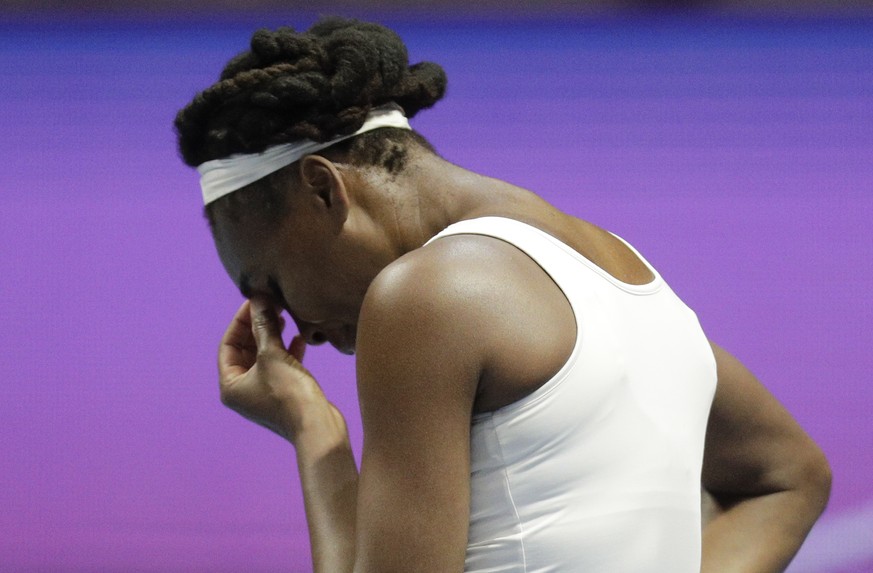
296, 274, 354, 321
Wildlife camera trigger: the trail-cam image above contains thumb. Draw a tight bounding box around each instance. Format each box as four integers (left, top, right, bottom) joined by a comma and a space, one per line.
249, 296, 285, 354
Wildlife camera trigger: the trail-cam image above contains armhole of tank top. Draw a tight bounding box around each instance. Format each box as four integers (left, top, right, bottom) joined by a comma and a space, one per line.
426, 219, 582, 422
428, 217, 669, 422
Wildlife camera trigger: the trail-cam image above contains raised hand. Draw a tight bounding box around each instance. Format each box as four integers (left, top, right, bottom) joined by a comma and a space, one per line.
217, 297, 346, 447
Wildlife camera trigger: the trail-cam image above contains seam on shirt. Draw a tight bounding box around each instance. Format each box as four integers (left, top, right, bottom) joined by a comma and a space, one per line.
489, 415, 528, 573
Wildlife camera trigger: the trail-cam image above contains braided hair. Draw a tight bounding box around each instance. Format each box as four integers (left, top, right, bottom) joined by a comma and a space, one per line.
175, 17, 447, 225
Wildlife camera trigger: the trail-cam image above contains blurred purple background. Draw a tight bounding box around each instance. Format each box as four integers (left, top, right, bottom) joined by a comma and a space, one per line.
1, 9, 871, 573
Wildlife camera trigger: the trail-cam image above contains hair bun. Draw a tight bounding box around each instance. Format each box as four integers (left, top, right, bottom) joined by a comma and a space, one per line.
175, 17, 447, 166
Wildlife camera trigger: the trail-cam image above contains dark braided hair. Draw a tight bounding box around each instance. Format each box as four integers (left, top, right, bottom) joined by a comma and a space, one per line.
175, 17, 447, 226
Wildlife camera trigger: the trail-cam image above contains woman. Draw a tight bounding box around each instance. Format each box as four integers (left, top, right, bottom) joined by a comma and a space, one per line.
175, 17, 831, 572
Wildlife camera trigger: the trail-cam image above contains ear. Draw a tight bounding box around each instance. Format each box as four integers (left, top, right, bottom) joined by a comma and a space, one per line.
297, 155, 350, 225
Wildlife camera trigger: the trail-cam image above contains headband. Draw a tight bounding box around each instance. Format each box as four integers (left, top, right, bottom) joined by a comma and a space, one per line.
197, 105, 412, 205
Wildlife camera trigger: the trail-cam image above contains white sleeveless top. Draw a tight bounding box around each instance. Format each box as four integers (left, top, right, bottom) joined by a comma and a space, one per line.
428, 217, 717, 573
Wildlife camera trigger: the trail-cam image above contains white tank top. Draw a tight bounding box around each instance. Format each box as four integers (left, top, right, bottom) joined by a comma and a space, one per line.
428, 217, 717, 573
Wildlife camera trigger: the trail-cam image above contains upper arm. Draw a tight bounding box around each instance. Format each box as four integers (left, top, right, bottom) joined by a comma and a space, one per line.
352, 251, 487, 572
702, 342, 831, 506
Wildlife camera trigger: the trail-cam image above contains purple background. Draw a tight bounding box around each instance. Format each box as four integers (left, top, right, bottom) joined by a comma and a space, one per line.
1, 14, 871, 572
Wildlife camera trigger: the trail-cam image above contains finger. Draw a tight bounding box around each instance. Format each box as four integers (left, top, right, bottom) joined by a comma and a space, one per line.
218, 300, 255, 378
221, 299, 253, 347
249, 295, 285, 354
288, 334, 307, 363
278, 314, 289, 343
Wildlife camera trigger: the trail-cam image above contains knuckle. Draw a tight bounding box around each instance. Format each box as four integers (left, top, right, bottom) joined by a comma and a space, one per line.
256, 346, 277, 361
252, 311, 275, 331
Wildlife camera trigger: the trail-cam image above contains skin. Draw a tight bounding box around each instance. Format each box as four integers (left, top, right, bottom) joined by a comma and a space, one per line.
213, 145, 831, 572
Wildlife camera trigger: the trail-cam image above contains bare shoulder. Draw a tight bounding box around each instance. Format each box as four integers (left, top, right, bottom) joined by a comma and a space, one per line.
360, 232, 561, 349
358, 232, 575, 413
363, 234, 511, 308
357, 234, 510, 369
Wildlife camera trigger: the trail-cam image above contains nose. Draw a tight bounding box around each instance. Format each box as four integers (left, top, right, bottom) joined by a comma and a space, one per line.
295, 319, 328, 346
306, 328, 328, 346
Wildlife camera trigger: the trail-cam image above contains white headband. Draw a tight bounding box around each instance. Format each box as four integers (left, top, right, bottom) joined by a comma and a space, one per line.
197, 106, 412, 205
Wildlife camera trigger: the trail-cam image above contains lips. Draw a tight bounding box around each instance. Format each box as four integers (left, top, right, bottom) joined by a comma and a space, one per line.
330, 340, 355, 355
328, 325, 357, 355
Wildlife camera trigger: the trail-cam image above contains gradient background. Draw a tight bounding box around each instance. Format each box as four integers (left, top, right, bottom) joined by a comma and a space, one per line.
1, 4, 871, 572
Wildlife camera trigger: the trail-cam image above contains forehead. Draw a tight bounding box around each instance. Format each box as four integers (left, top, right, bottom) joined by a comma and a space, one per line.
211, 212, 279, 293
211, 204, 321, 301
207, 174, 294, 249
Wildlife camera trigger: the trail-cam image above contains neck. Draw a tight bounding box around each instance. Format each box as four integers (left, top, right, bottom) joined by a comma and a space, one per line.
359, 152, 523, 257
